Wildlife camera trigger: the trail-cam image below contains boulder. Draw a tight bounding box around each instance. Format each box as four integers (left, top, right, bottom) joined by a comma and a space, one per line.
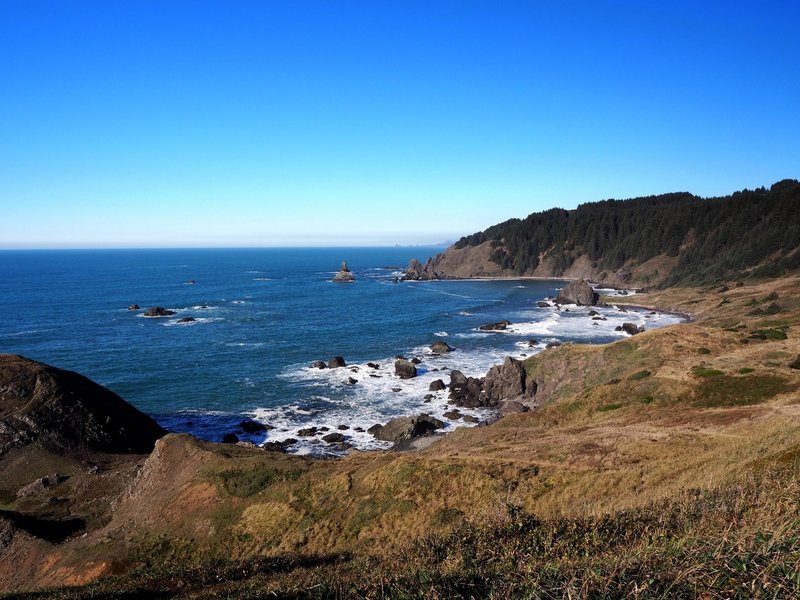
0, 354, 166, 457
443, 410, 461, 421
429, 379, 446, 391
16, 473, 68, 498
479, 320, 511, 331
144, 306, 175, 317
370, 414, 444, 442
537, 301, 551, 308
395, 359, 417, 379
546, 341, 562, 348
332, 261, 355, 282
367, 362, 380, 369
346, 377, 358, 385
222, 433, 239, 444
127, 304, 140, 311
499, 400, 529, 417
322, 432, 345, 443
176, 317, 196, 323
311, 361, 327, 369
261, 442, 286, 453
329, 356, 346, 368
297, 427, 318, 437
555, 280, 599, 306
788, 355, 800, 370
430, 340, 453, 354
410, 357, 422, 365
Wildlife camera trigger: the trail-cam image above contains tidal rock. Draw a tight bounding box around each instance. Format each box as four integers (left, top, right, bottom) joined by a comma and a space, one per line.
311, 361, 327, 369
463, 415, 479, 424
240, 420, 273, 434
448, 370, 484, 408
555, 280, 599, 306
443, 410, 461, 421
367, 362, 380, 369
479, 320, 511, 331
297, 427, 318, 437
369, 414, 444, 442
329, 356, 346, 368
127, 304, 140, 311
322, 432, 345, 443
588, 310, 600, 316
429, 379, 446, 391
222, 433, 240, 444
346, 377, 358, 385
430, 340, 453, 354
395, 359, 417, 379
527, 339, 539, 347
537, 301, 551, 308
332, 260, 355, 282
411, 357, 422, 365
176, 317, 196, 323
337, 424, 349, 430
144, 306, 175, 317
546, 341, 562, 348
618, 322, 645, 335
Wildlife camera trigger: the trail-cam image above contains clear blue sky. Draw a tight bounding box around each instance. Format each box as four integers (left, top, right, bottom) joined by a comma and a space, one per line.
1, 1, 798, 248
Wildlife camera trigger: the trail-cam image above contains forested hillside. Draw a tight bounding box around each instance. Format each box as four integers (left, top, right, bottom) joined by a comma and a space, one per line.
454, 179, 800, 286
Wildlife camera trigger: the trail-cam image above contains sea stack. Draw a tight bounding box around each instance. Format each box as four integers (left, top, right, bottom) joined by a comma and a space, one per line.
333, 261, 355, 282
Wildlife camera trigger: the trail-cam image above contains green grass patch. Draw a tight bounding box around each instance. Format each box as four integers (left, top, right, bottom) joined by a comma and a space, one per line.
627, 369, 651, 381
431, 507, 466, 527
217, 466, 303, 498
749, 328, 788, 341
696, 347, 712, 355
640, 396, 654, 404
738, 367, 755, 374
693, 374, 797, 407
691, 366, 724, 378
598, 402, 623, 412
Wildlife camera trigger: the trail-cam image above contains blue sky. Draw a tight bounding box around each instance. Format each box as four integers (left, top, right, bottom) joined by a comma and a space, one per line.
1, 1, 798, 248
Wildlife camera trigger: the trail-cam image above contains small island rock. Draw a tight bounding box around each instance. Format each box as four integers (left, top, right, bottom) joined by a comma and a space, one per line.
430, 340, 453, 354
332, 261, 355, 282
556, 280, 599, 306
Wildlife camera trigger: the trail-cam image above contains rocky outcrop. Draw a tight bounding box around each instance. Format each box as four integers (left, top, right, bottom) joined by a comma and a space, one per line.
329, 357, 346, 368
369, 414, 444, 442
402, 257, 441, 281
127, 304, 139, 311
498, 400, 529, 416
448, 358, 537, 409
555, 280, 599, 306
429, 379, 446, 391
144, 306, 175, 317
430, 341, 452, 354
332, 261, 355, 282
395, 359, 417, 379
483, 357, 536, 403
0, 354, 166, 457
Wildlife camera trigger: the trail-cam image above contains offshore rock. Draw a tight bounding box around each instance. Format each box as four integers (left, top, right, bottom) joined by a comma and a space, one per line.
332, 260, 355, 282
144, 306, 175, 317
479, 320, 511, 331
329, 356, 346, 368
618, 322, 645, 335
556, 280, 599, 306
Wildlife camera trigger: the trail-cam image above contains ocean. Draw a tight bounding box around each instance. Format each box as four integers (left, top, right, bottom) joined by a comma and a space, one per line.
0, 247, 684, 454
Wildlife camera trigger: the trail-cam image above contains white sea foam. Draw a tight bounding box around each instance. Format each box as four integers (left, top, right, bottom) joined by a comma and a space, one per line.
162, 317, 224, 327
434, 331, 449, 337
253, 278, 272, 281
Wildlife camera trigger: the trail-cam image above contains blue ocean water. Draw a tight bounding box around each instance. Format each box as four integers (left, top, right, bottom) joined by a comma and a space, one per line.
0, 247, 682, 453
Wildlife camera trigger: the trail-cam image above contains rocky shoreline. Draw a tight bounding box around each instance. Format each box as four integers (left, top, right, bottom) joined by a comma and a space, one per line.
222, 279, 686, 455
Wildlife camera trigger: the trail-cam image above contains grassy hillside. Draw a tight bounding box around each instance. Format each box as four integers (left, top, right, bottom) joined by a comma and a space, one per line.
5, 276, 799, 598
451, 179, 800, 286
